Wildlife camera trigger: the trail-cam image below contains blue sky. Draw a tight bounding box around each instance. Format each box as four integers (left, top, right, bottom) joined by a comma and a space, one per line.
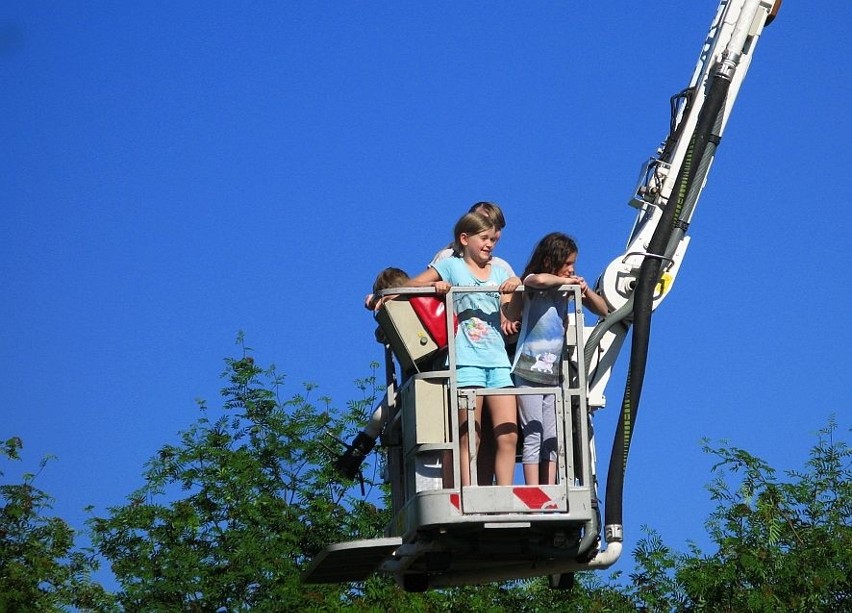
3, 0, 850, 585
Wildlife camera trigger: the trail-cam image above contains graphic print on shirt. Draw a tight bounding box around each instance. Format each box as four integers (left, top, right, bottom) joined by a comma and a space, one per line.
463, 317, 491, 342
530, 352, 559, 374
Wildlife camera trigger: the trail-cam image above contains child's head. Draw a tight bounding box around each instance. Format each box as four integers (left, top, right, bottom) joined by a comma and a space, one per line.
522, 232, 579, 278
372, 267, 410, 293
452, 212, 497, 256
469, 201, 506, 231
369, 267, 410, 312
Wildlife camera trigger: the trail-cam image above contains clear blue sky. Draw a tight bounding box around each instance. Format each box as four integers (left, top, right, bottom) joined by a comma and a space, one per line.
3, 0, 850, 584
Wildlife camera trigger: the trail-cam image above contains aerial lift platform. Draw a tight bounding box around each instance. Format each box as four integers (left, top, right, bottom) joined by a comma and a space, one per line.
304, 0, 782, 591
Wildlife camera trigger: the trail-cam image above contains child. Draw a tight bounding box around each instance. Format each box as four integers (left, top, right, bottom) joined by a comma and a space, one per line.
430, 202, 519, 485
430, 202, 514, 276
431, 201, 520, 337
365, 267, 410, 311
511, 232, 608, 485
410, 212, 521, 486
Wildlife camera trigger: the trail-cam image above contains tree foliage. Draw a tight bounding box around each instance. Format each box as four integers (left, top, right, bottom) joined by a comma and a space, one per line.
623, 418, 852, 612
680, 418, 852, 611
0, 437, 115, 611
85, 344, 644, 611
89, 343, 388, 610
5, 341, 850, 611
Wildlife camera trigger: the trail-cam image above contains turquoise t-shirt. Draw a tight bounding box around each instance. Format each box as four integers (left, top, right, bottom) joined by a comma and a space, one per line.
432, 256, 511, 369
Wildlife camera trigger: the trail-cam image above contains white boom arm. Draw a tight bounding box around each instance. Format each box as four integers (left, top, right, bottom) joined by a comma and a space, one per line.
586, 0, 781, 411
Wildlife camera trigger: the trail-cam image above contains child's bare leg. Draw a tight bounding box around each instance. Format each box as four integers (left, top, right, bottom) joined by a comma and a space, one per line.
457, 398, 483, 486
488, 394, 518, 486
523, 463, 540, 485
477, 408, 496, 485
541, 460, 557, 485
442, 450, 454, 488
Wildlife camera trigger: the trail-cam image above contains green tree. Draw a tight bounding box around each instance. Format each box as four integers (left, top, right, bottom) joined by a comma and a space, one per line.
0, 437, 115, 612
624, 418, 851, 612
90, 344, 389, 610
87, 344, 626, 611
86, 339, 852, 611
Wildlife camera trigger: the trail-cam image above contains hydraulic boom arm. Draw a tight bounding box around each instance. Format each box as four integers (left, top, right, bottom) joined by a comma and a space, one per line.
584, 0, 781, 545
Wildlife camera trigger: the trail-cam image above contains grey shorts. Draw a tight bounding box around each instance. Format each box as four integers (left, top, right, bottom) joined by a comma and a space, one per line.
514, 375, 557, 464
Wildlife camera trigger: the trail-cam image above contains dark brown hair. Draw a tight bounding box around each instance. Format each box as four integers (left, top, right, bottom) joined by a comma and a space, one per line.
372, 267, 410, 293
522, 232, 578, 278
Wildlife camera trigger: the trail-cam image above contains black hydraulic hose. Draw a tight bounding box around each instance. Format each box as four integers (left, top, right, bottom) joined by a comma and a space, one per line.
604, 70, 733, 530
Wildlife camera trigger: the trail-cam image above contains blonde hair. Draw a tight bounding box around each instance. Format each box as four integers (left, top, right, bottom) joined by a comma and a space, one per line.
452, 212, 496, 255
469, 201, 506, 230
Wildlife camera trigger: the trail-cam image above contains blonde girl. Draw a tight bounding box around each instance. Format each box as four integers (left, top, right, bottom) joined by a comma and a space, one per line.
410, 212, 520, 486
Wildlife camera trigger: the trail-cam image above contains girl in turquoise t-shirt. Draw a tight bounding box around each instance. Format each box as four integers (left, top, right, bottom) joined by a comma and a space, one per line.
410, 212, 521, 486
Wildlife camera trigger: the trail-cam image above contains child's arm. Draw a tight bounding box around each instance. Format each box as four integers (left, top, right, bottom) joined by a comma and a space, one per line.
522, 273, 571, 289
524, 273, 610, 317
498, 275, 523, 335
367, 292, 407, 311
500, 292, 521, 335
570, 276, 609, 317
409, 268, 451, 294
581, 288, 609, 317
499, 275, 522, 294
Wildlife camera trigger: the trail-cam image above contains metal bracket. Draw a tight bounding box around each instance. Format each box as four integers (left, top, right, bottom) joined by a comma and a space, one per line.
457, 389, 477, 411
621, 251, 674, 266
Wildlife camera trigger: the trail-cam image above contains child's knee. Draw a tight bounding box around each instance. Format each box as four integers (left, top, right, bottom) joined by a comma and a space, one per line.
496, 429, 518, 449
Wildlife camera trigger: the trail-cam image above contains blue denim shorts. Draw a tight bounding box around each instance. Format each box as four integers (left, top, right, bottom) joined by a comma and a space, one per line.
456, 366, 513, 389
